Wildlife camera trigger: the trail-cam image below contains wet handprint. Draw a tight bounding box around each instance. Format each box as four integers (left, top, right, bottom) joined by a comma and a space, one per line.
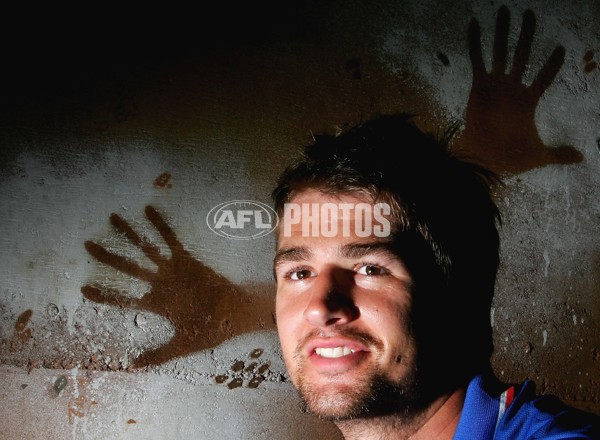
82, 205, 275, 368
456, 5, 583, 176
213, 348, 273, 389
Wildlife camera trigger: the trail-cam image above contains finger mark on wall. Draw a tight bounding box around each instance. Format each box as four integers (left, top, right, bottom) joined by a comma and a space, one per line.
153, 172, 172, 189
14, 309, 33, 343
583, 50, 597, 73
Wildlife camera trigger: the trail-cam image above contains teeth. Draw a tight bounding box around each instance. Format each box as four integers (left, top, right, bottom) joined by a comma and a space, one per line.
315, 347, 355, 358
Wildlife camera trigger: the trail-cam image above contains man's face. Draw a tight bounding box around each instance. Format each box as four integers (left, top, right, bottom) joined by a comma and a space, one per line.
273, 189, 421, 420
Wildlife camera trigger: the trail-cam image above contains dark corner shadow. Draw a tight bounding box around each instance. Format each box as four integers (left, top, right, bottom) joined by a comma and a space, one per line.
454, 5, 583, 177
81, 205, 276, 369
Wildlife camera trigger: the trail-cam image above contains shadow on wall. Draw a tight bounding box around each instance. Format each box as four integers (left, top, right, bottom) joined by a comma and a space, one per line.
82, 205, 276, 368
454, 5, 583, 176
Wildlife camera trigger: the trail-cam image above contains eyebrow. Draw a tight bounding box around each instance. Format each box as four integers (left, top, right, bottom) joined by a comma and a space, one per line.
273, 247, 311, 269
339, 242, 396, 259
273, 241, 395, 270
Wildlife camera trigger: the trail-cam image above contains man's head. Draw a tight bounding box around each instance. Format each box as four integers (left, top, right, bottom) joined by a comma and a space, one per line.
272, 114, 501, 420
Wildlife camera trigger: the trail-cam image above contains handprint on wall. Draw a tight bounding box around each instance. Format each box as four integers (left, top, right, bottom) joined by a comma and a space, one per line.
455, 5, 583, 176
82, 205, 275, 368
213, 348, 273, 389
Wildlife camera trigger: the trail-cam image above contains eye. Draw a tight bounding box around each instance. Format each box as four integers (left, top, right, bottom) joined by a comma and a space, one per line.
288, 269, 316, 281
356, 264, 386, 276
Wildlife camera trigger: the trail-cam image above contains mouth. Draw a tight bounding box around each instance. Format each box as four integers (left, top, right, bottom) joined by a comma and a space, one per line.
314, 346, 356, 358
306, 341, 369, 375
299, 331, 380, 375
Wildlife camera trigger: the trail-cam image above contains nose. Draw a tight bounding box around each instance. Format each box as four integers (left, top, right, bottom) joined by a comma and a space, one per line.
303, 268, 359, 327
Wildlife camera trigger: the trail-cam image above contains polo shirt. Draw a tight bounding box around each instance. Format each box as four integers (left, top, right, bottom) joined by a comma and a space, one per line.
453, 372, 599, 439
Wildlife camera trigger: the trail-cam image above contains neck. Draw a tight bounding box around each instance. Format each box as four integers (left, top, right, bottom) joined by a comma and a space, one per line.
335, 387, 466, 440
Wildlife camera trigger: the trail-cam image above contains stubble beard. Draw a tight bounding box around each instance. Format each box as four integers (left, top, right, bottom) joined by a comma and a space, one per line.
295, 364, 424, 422
290, 329, 426, 422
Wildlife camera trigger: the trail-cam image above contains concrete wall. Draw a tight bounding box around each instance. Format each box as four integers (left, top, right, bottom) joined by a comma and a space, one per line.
1, 1, 598, 438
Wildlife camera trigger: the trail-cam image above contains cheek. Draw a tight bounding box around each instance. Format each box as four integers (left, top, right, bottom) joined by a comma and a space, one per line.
275, 296, 300, 352
360, 294, 410, 326
360, 298, 414, 350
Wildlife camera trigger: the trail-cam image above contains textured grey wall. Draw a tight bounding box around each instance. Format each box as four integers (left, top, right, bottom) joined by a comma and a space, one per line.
0, 1, 598, 438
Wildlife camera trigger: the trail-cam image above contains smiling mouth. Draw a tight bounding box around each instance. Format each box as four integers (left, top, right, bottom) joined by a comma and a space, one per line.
315, 347, 357, 358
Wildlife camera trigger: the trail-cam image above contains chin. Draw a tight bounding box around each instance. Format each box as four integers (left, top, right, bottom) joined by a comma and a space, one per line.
299, 384, 370, 420
296, 366, 430, 422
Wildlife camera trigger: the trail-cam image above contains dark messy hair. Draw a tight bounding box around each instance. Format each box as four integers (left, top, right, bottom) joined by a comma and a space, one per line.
272, 113, 502, 389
